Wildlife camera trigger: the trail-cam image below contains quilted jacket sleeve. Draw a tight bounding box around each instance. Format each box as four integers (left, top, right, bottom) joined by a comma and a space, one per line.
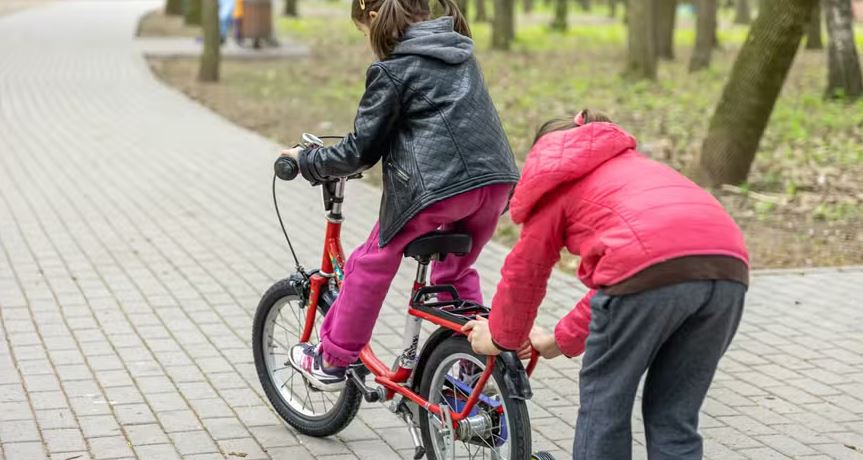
553, 290, 594, 357
488, 196, 566, 351
299, 64, 401, 183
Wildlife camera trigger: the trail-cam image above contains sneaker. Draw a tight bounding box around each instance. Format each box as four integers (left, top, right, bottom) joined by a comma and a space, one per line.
288, 343, 347, 392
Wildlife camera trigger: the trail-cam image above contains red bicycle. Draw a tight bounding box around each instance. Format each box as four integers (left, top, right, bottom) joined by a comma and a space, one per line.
253, 134, 542, 460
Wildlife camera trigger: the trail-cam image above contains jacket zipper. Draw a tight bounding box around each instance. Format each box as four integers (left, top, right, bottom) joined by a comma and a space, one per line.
388, 161, 411, 182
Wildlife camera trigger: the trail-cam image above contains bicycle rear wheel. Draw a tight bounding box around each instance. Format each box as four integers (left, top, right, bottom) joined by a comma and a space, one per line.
418, 335, 532, 459
252, 277, 362, 437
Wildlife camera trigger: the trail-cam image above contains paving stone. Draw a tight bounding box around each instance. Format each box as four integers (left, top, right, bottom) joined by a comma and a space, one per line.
202, 417, 251, 441
124, 423, 170, 447
88, 435, 135, 459
267, 446, 316, 460
43, 428, 87, 453
79, 414, 123, 438
156, 409, 203, 433
133, 443, 182, 460
36, 408, 79, 430
216, 437, 268, 460
0, 419, 41, 443
168, 430, 219, 456
1, 441, 47, 459
247, 424, 299, 449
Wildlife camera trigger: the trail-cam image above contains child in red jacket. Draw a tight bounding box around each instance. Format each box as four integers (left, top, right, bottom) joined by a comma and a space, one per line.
465, 110, 748, 460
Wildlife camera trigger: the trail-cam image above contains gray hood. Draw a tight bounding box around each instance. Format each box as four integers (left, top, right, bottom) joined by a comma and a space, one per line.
391, 16, 474, 64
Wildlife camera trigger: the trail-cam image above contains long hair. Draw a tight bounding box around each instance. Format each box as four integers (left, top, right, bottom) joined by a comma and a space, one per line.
352, 0, 471, 59
532, 109, 613, 145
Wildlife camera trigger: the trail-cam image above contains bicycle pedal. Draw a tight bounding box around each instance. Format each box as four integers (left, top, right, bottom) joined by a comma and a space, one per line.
346, 368, 383, 402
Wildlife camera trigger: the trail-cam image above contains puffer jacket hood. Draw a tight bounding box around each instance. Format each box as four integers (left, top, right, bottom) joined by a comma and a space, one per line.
391, 16, 474, 64
509, 122, 637, 224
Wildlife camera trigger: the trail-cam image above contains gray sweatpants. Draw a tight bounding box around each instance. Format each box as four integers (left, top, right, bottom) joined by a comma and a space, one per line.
573, 280, 746, 460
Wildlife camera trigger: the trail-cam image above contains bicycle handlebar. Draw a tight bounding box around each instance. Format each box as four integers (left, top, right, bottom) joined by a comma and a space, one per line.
274, 156, 300, 181
273, 133, 364, 184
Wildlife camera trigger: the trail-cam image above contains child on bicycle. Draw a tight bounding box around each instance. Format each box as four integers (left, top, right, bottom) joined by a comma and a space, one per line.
464, 110, 749, 459
280, 0, 520, 391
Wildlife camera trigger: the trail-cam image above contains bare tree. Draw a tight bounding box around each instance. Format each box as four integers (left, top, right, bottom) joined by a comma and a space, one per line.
806, 3, 822, 48
626, 0, 658, 79
551, 0, 568, 30
690, 0, 718, 71
492, 0, 516, 49
453, 0, 469, 16
656, 0, 677, 59
734, 0, 751, 23
824, 0, 863, 100
198, 0, 220, 82
165, 0, 183, 16
476, 0, 489, 21
185, 0, 202, 25
691, 0, 817, 186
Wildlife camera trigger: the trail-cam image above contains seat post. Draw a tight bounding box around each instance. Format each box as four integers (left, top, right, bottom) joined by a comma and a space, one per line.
414, 257, 430, 285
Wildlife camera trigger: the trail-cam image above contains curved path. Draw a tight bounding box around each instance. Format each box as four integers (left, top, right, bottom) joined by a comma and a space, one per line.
1, 2, 862, 459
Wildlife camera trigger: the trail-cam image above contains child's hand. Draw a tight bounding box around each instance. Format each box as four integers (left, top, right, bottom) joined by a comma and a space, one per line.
280, 147, 301, 160
530, 327, 563, 359
462, 316, 502, 356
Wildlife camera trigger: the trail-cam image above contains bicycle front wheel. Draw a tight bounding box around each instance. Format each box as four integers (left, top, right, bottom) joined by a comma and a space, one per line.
418, 335, 532, 460
252, 277, 362, 437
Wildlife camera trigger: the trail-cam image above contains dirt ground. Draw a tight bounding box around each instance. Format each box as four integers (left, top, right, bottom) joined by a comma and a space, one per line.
0, 0, 51, 16
143, 5, 863, 270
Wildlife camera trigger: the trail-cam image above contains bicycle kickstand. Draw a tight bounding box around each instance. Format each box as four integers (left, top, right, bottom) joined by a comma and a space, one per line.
396, 402, 425, 460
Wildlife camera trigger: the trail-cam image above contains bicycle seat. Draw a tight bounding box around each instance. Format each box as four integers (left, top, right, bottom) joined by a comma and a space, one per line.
404, 231, 472, 261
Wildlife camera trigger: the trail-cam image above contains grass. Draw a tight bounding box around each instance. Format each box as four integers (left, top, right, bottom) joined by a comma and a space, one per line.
146, 4, 863, 269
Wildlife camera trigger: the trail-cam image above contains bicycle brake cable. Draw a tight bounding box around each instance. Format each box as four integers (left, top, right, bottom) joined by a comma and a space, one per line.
272, 144, 307, 279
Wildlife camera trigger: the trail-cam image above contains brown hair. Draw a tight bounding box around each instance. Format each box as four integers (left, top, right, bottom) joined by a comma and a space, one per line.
532, 109, 613, 145
352, 0, 471, 59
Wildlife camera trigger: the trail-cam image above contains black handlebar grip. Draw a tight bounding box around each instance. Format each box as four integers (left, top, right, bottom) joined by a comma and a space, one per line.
274, 156, 299, 181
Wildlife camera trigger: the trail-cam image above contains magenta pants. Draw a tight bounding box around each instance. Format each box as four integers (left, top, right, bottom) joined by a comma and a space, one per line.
319, 183, 512, 367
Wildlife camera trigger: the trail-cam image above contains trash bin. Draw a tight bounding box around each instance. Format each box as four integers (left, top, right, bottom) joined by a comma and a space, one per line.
241, 0, 272, 47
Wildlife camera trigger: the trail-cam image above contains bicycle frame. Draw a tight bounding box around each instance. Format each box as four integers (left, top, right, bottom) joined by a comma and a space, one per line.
298, 177, 537, 427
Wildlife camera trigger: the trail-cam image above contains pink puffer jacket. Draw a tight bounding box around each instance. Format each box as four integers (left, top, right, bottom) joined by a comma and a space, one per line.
488, 122, 748, 357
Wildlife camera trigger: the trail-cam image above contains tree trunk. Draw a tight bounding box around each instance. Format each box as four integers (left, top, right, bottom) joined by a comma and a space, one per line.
825, 0, 863, 99
609, 0, 617, 17
579, 0, 591, 10
165, 0, 183, 16
734, 0, 751, 23
184, 0, 202, 25
455, 0, 469, 16
691, 0, 816, 186
198, 0, 220, 82
656, 0, 677, 60
284, 0, 298, 16
626, 0, 657, 79
476, 0, 489, 21
524, 0, 534, 13
690, 0, 718, 71
805, 3, 822, 48
551, 0, 568, 30
492, 0, 515, 49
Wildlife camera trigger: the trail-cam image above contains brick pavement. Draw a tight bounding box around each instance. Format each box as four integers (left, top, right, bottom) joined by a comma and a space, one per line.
1, 2, 862, 459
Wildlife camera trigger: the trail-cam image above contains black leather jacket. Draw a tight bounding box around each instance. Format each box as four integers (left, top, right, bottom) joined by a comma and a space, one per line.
299, 17, 520, 246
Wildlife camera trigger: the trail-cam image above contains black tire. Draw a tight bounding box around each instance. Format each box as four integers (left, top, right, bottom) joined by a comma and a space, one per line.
252, 278, 362, 437
418, 336, 532, 459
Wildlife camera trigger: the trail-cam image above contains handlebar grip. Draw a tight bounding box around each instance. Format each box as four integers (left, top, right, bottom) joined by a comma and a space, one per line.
274, 156, 299, 181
